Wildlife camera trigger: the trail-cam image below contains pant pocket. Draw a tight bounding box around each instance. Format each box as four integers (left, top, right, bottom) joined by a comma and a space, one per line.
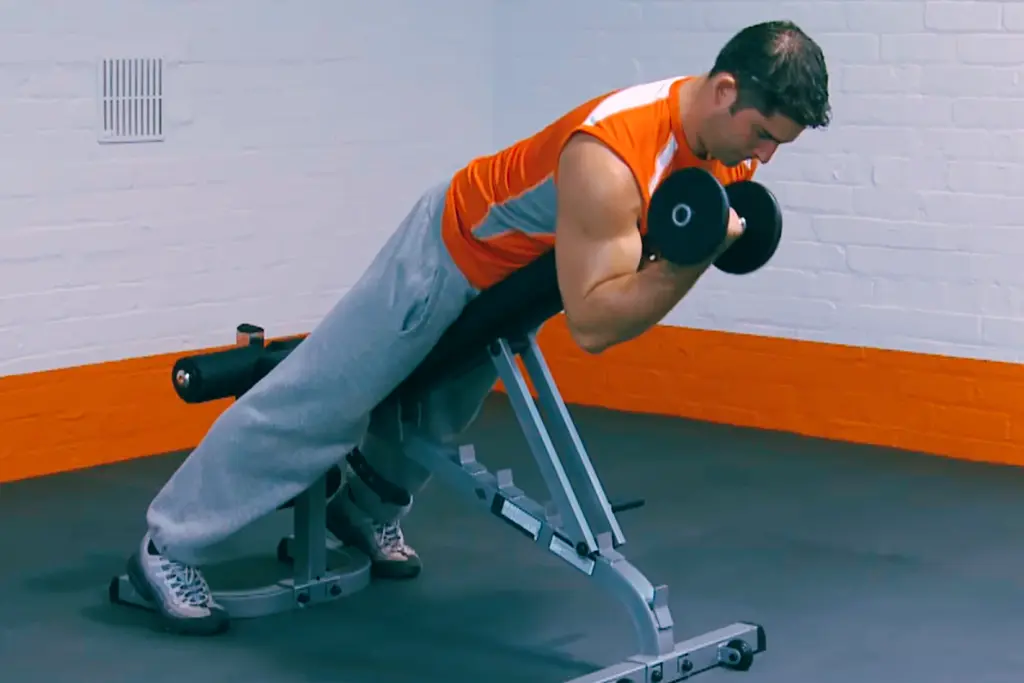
398, 260, 450, 336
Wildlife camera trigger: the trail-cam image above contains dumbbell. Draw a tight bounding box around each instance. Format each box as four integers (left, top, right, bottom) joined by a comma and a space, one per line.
645, 167, 783, 275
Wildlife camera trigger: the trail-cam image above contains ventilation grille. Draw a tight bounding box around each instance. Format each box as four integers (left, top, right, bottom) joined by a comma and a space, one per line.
97, 58, 164, 143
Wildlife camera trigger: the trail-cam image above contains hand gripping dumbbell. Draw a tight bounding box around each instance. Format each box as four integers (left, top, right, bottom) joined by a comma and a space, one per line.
645, 167, 783, 274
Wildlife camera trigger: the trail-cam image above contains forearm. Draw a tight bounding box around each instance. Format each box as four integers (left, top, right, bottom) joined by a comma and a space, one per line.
567, 258, 710, 354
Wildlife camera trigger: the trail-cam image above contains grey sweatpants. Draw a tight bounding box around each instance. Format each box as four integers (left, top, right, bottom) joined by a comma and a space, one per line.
147, 181, 499, 566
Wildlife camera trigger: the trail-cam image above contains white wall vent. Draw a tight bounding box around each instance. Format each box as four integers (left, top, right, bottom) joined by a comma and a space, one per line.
97, 58, 164, 143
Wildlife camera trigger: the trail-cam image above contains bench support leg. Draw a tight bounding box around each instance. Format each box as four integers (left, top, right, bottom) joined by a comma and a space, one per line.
109, 471, 372, 618
407, 332, 766, 682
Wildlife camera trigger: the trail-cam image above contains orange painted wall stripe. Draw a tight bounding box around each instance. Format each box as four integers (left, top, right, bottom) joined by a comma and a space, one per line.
530, 322, 1024, 467
2, 316, 1022, 484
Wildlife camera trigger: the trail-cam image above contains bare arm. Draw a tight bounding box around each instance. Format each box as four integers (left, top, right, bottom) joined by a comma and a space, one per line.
555, 132, 716, 354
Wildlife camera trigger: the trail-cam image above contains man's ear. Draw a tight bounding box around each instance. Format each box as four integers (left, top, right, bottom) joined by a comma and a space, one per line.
711, 73, 739, 109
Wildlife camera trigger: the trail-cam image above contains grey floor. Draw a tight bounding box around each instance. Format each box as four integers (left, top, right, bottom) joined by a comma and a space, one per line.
3, 393, 1024, 682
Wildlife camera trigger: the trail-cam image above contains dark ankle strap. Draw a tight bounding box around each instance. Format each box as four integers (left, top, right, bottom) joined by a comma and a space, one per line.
346, 448, 411, 506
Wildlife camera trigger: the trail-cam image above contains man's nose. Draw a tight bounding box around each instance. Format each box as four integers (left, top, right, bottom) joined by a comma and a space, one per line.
754, 141, 779, 164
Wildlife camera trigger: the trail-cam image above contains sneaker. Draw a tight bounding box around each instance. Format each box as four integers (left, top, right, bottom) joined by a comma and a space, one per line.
125, 533, 230, 635
326, 487, 422, 579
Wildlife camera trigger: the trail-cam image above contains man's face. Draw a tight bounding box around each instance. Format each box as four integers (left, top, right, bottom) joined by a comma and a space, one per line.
705, 75, 804, 167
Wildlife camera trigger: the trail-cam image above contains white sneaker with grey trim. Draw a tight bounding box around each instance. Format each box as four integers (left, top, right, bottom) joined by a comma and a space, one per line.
326, 486, 423, 579
125, 533, 229, 635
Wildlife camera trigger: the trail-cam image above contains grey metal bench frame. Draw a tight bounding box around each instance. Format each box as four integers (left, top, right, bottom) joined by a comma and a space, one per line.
109, 249, 765, 682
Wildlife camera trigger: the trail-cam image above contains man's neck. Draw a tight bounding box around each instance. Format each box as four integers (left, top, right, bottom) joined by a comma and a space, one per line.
677, 74, 710, 159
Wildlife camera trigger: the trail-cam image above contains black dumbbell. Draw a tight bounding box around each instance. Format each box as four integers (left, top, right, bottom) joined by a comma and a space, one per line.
717, 179, 784, 275
646, 167, 783, 275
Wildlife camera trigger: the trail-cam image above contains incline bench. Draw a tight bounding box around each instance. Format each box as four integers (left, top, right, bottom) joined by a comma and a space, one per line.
109, 248, 766, 683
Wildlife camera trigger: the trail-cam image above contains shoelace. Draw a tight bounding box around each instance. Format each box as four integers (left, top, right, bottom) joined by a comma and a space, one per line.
375, 523, 406, 553
161, 560, 214, 607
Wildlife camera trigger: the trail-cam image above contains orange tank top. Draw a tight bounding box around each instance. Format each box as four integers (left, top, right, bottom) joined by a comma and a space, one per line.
440, 75, 759, 291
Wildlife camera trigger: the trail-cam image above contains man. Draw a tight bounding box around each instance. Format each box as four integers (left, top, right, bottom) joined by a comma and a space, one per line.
126, 19, 831, 635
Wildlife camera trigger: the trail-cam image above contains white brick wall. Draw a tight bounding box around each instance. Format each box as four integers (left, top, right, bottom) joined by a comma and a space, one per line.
8, 0, 1024, 377
0, 0, 494, 376
495, 0, 1024, 363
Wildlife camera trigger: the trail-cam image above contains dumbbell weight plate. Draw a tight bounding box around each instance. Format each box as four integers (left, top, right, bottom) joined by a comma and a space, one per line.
715, 181, 783, 275
646, 167, 730, 267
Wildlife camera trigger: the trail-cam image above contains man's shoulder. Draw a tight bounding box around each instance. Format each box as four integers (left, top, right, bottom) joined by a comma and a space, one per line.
581, 75, 694, 126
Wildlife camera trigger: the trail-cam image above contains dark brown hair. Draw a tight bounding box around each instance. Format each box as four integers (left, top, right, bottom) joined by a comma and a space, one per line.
710, 20, 832, 129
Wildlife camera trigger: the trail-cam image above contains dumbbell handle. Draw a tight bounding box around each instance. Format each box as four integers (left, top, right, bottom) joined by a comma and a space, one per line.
712, 212, 747, 260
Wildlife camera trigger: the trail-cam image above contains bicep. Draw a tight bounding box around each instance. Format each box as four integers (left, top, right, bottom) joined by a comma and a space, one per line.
554, 132, 644, 318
